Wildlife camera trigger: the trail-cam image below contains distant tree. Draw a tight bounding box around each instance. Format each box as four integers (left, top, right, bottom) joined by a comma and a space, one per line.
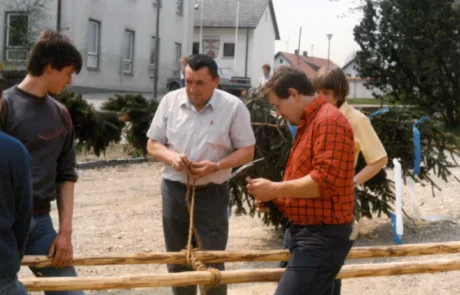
354, 0, 460, 128
2, 0, 52, 69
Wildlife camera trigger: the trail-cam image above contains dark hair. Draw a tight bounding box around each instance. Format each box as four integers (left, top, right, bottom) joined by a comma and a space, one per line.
312, 65, 349, 107
185, 54, 219, 78
263, 66, 315, 99
262, 64, 271, 72
27, 29, 82, 76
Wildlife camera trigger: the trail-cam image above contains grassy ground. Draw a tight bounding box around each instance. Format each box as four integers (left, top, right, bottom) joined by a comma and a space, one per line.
347, 97, 401, 105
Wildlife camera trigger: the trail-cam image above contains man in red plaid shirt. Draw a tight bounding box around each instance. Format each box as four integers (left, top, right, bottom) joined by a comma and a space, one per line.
247, 66, 355, 295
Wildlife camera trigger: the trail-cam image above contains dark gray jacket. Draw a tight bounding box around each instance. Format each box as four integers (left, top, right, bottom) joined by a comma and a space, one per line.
0, 86, 78, 214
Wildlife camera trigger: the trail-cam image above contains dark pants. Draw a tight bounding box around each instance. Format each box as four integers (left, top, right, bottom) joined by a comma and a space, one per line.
161, 179, 230, 295
275, 224, 354, 295
0, 275, 25, 295
280, 226, 344, 295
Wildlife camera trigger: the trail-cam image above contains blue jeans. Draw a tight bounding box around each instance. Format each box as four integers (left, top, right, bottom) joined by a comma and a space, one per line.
0, 276, 25, 295
23, 214, 84, 295
280, 223, 346, 294
275, 224, 353, 295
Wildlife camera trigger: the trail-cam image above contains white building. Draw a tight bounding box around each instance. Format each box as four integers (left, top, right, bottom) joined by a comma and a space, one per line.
193, 0, 280, 87
0, 0, 194, 95
342, 58, 377, 99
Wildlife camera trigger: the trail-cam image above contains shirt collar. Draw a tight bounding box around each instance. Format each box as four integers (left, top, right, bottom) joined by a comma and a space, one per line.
339, 101, 350, 114
298, 95, 328, 128
180, 89, 219, 111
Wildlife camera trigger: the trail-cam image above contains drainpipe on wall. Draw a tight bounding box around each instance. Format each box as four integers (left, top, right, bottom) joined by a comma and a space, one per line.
153, 0, 161, 100
244, 29, 249, 78
57, 0, 62, 31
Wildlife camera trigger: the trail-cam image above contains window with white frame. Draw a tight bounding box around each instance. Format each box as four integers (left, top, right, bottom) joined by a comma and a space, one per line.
176, 0, 183, 15
87, 20, 100, 69
123, 30, 135, 74
5, 12, 29, 62
174, 43, 182, 74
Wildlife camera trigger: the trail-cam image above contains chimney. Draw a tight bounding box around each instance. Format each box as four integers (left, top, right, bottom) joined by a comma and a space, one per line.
303, 51, 308, 58
294, 49, 299, 56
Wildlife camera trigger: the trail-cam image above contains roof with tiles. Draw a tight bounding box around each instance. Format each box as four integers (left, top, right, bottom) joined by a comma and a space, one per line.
193, 0, 280, 39
276, 52, 339, 79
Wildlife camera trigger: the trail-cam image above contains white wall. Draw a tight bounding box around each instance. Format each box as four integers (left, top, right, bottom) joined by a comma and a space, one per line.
344, 60, 383, 99
193, 27, 251, 78
250, 6, 276, 87
193, 5, 277, 87
1, 0, 194, 94
348, 80, 375, 99
274, 53, 290, 70
343, 60, 360, 78
63, 0, 194, 94
158, 0, 194, 88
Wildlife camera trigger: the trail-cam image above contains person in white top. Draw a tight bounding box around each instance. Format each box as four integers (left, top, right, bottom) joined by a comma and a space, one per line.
179, 56, 188, 87
258, 64, 272, 88
146, 54, 256, 295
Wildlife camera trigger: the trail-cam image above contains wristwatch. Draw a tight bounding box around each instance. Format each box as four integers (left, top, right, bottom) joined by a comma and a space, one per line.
214, 161, 220, 172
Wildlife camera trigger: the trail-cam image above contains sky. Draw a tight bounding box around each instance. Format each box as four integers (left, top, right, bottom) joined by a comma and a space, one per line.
272, 0, 364, 67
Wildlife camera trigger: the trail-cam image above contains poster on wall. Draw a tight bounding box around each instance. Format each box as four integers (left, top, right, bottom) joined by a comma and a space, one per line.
203, 38, 220, 59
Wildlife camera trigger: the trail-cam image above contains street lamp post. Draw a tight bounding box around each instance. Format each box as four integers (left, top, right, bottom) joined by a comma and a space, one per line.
327, 34, 333, 65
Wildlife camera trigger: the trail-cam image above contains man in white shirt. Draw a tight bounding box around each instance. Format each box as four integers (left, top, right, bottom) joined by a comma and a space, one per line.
258, 64, 272, 88
146, 54, 256, 295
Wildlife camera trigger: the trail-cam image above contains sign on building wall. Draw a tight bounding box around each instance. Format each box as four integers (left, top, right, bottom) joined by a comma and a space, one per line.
202, 37, 220, 58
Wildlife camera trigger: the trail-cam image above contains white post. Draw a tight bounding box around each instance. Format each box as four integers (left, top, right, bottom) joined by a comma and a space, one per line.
233, 1, 240, 72
200, 0, 204, 54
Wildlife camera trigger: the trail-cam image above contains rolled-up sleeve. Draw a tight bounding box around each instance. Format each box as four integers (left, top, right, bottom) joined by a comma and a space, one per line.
309, 118, 355, 194
355, 116, 387, 164
56, 110, 78, 183
230, 101, 256, 149
146, 96, 169, 144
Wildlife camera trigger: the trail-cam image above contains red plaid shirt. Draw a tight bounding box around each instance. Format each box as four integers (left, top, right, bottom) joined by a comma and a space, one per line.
274, 95, 355, 225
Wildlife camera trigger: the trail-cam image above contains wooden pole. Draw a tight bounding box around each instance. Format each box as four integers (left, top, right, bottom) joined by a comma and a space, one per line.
23, 257, 460, 291
22, 241, 460, 268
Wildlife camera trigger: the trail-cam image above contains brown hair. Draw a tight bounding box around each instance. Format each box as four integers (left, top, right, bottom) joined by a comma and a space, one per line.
262, 64, 271, 72
312, 65, 349, 107
263, 66, 315, 99
27, 29, 82, 76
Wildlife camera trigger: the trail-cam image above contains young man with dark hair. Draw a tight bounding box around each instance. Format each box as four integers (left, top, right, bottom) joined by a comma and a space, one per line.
147, 54, 255, 295
0, 29, 84, 295
247, 66, 356, 295
0, 87, 33, 295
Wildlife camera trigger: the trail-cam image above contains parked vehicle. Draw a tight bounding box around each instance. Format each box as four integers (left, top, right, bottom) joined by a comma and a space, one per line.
217, 68, 251, 95
166, 77, 181, 91
166, 68, 251, 96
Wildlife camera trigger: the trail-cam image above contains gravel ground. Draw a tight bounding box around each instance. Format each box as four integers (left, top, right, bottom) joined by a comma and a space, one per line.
19, 160, 460, 295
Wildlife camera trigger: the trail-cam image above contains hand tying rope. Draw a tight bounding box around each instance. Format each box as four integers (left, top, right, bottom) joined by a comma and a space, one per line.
181, 162, 222, 294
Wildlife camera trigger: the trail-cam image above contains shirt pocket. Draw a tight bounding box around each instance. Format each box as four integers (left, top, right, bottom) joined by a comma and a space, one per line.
206, 126, 231, 149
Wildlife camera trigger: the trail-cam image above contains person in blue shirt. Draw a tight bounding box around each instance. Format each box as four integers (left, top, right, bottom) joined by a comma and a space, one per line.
0, 87, 33, 294
286, 121, 297, 140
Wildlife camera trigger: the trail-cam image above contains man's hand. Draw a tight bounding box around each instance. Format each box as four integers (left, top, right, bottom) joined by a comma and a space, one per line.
171, 153, 191, 172
189, 161, 218, 179
48, 232, 73, 269
246, 177, 280, 202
